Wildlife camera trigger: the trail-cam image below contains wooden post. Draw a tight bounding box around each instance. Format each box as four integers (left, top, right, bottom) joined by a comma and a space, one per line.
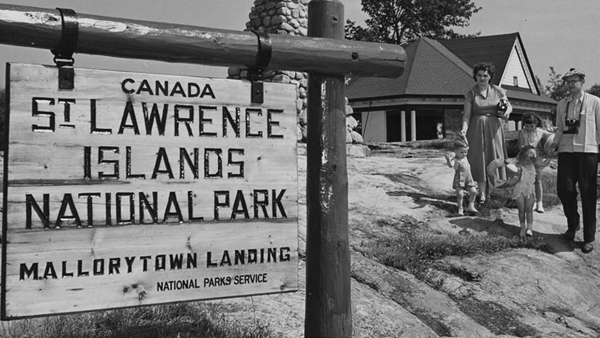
0, 4, 405, 78
305, 1, 351, 337
0, 1, 407, 332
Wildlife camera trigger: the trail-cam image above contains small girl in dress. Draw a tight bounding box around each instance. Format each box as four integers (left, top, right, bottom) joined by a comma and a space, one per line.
508, 145, 552, 238
445, 141, 478, 215
516, 112, 554, 213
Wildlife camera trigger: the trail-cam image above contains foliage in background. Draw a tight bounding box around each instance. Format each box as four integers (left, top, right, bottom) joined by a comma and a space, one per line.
544, 67, 570, 101
344, 0, 481, 44
586, 83, 600, 98
344, 19, 377, 42
543, 66, 600, 100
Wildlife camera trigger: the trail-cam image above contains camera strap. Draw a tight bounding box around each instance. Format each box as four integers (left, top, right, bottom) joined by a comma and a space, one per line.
565, 94, 584, 122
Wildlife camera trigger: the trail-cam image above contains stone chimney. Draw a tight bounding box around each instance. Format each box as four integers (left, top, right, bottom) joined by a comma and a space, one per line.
229, 0, 362, 144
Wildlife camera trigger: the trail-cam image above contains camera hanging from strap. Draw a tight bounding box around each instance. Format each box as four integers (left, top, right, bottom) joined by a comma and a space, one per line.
564, 96, 584, 134
51, 8, 79, 90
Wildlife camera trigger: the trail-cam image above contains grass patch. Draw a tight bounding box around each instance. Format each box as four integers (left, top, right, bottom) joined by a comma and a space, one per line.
364, 229, 548, 279
0, 303, 273, 338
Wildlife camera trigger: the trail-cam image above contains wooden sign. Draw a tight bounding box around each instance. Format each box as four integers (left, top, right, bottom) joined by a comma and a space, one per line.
1, 63, 298, 319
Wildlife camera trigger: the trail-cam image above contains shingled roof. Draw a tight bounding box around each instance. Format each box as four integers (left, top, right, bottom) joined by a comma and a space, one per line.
346, 33, 555, 105
346, 37, 474, 98
439, 33, 517, 87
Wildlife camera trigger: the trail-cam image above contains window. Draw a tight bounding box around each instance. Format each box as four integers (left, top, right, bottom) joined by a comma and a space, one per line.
513, 76, 519, 86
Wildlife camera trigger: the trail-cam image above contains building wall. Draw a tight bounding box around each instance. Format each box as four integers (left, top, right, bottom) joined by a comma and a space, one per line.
361, 111, 387, 143
444, 109, 463, 137
413, 109, 444, 140
359, 105, 553, 142
501, 46, 530, 89
361, 108, 447, 142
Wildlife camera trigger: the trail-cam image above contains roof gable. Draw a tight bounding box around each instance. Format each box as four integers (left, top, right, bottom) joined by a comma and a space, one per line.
439, 33, 517, 86
500, 42, 538, 94
440, 33, 541, 95
501, 44, 527, 87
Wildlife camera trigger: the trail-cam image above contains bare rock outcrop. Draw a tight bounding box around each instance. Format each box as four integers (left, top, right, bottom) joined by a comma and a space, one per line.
209, 147, 600, 338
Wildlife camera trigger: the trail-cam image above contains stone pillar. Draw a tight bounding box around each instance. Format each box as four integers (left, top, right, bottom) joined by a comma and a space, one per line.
228, 0, 310, 142
230, 0, 361, 144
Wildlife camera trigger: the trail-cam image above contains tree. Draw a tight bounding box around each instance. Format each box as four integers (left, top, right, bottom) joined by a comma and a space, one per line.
544, 67, 569, 101
344, 19, 375, 42
345, 0, 481, 44
586, 83, 600, 98
535, 75, 543, 91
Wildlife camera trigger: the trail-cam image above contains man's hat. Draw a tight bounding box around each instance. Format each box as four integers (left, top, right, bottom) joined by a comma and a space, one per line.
562, 68, 586, 80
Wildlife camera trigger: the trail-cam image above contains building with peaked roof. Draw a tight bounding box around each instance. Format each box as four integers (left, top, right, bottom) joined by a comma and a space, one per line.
346, 33, 557, 142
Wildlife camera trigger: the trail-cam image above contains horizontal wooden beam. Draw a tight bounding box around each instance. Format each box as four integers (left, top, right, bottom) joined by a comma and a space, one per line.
0, 4, 405, 78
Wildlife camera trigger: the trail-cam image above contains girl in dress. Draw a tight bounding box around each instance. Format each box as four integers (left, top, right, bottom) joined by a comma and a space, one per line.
445, 141, 478, 215
505, 145, 552, 238
516, 113, 554, 213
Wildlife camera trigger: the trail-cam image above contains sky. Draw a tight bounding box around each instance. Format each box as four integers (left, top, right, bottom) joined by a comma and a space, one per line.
0, 0, 599, 87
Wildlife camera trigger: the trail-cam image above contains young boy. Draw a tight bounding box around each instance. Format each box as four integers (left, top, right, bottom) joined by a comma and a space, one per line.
445, 141, 478, 215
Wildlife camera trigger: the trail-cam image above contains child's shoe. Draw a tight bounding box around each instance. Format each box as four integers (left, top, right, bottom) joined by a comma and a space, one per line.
535, 203, 545, 213
519, 227, 527, 239
466, 205, 478, 214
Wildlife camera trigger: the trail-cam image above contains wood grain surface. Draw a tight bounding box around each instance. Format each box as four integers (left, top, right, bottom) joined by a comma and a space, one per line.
2, 63, 298, 319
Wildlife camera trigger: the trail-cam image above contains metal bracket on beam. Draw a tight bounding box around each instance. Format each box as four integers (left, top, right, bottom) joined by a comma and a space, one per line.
249, 31, 272, 104
51, 8, 79, 90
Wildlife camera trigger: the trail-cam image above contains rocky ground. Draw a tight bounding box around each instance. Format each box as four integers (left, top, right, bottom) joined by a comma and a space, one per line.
210, 143, 600, 338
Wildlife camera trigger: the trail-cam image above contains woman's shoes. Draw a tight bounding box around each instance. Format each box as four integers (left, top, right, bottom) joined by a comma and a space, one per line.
526, 229, 533, 237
